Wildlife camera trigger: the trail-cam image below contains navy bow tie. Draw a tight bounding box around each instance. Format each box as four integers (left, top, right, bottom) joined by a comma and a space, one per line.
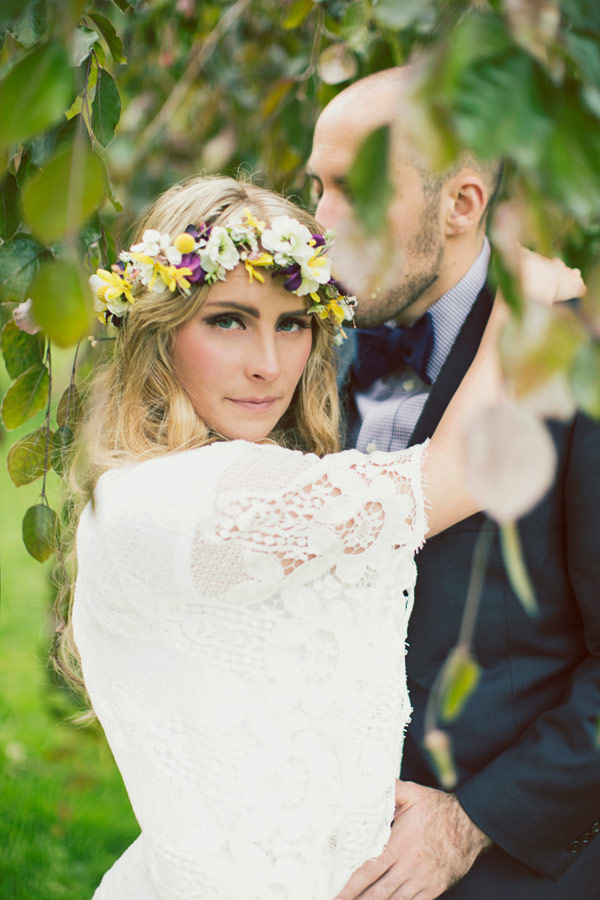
352, 312, 434, 390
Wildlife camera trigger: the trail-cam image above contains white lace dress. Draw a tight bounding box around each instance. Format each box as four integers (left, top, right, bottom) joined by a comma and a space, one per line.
73, 439, 428, 900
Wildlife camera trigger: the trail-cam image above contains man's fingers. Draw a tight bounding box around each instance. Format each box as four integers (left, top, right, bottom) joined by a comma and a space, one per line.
333, 851, 394, 900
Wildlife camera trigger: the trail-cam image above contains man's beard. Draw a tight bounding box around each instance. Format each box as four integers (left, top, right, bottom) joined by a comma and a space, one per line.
354, 202, 444, 328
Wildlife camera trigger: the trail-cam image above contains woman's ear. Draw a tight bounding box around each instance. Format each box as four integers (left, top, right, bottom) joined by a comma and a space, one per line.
443, 171, 488, 236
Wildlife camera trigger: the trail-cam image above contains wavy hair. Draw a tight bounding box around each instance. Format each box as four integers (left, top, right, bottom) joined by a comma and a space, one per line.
54, 174, 341, 699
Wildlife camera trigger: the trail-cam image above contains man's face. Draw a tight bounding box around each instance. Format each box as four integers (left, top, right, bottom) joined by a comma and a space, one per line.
307, 90, 445, 327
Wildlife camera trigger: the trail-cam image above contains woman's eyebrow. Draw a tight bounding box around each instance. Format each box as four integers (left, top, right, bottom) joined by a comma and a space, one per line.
203, 301, 260, 318
279, 309, 311, 319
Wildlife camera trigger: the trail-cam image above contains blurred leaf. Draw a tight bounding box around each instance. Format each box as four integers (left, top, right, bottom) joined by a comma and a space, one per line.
561, 0, 600, 36
0, 319, 44, 378
22, 503, 58, 562
56, 382, 81, 428
491, 248, 523, 315
0, 233, 47, 303
423, 728, 457, 790
439, 645, 481, 722
86, 12, 127, 64
373, 0, 434, 29
30, 259, 92, 348
8, 0, 48, 48
261, 79, 294, 119
7, 426, 50, 486
1, 362, 49, 430
347, 125, 393, 234
282, 0, 314, 29
27, 127, 59, 168
77, 213, 103, 256
23, 143, 107, 243
317, 44, 358, 85
0, 42, 73, 149
570, 341, 600, 418
111, 0, 135, 10
464, 403, 557, 523
0, 172, 22, 240
51, 424, 74, 475
565, 33, 600, 89
91, 68, 122, 147
0, 0, 24, 26
500, 521, 538, 615
70, 26, 98, 68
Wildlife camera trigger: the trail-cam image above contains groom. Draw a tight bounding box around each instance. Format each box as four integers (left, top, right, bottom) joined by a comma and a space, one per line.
307, 68, 600, 899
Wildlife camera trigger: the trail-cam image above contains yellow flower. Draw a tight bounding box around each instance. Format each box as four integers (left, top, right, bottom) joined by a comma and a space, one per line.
157, 263, 193, 293
94, 268, 134, 304
244, 252, 274, 284
327, 300, 346, 327
243, 208, 266, 233
173, 232, 197, 254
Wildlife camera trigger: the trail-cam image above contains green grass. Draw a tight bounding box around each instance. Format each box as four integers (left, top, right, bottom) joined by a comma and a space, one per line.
0, 355, 138, 900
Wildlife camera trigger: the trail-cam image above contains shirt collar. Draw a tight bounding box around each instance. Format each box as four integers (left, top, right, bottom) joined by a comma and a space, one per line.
426, 236, 491, 383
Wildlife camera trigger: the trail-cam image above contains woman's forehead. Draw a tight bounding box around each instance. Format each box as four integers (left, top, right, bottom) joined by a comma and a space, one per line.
204, 265, 309, 313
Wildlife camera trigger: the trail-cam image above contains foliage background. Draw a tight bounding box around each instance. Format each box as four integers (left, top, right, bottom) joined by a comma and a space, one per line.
1, 0, 599, 896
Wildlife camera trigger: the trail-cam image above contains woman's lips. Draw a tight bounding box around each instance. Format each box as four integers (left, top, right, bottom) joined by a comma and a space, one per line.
227, 397, 279, 412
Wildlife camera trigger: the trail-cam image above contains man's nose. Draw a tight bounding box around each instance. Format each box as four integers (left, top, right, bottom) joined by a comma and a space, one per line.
247, 333, 281, 381
315, 191, 341, 231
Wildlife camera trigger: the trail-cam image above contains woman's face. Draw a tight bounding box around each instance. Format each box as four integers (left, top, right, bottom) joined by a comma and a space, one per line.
172, 265, 314, 442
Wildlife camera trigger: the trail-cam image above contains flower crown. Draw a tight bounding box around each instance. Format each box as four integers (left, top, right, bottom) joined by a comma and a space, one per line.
89, 209, 357, 343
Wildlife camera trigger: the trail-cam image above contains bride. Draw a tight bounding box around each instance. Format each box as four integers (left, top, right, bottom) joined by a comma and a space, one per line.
59, 175, 581, 900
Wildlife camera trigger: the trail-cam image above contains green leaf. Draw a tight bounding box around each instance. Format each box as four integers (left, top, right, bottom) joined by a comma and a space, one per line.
423, 729, 457, 790
23, 143, 107, 243
0, 233, 47, 303
373, 0, 433, 29
56, 382, 81, 428
0, 172, 22, 240
70, 26, 98, 68
7, 426, 50, 486
565, 33, 600, 89
22, 503, 58, 562
347, 125, 394, 234
8, 0, 48, 48
500, 521, 538, 616
439, 645, 481, 722
282, 0, 314, 29
30, 260, 91, 348
111, 0, 133, 10
86, 12, 127, 64
91, 68, 122, 147
562, 0, 600, 37
1, 362, 48, 430
0, 319, 44, 378
570, 341, 600, 419
0, 0, 27, 27
50, 424, 74, 475
0, 42, 73, 149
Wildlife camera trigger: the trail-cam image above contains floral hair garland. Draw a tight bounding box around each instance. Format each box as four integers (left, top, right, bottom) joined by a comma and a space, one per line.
89, 209, 357, 343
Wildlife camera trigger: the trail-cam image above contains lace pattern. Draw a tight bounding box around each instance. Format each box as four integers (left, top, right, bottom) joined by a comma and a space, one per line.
73, 439, 428, 900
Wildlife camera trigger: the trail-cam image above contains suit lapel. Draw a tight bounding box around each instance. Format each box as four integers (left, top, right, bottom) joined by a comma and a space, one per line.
408, 282, 495, 447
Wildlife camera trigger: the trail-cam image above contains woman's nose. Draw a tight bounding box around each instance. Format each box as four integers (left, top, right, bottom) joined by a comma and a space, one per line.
247, 333, 281, 381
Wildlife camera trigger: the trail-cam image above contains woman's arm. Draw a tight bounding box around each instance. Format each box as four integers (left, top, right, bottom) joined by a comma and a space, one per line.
423, 252, 585, 538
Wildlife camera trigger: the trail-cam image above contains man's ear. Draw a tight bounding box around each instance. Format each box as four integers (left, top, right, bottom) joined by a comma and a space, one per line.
443, 172, 488, 236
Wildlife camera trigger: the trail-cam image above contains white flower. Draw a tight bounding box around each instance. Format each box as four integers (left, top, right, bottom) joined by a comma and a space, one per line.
199, 226, 239, 278
261, 216, 314, 265
296, 252, 332, 295
13, 298, 41, 334
225, 216, 258, 247
131, 229, 181, 265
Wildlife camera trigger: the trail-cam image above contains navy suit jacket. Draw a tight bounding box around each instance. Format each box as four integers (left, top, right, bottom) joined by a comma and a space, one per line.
339, 285, 600, 898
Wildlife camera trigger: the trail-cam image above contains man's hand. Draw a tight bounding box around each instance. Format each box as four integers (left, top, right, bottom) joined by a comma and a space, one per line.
333, 780, 493, 900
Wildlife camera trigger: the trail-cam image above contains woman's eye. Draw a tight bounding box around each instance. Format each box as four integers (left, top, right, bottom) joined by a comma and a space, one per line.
209, 314, 244, 330
278, 318, 311, 333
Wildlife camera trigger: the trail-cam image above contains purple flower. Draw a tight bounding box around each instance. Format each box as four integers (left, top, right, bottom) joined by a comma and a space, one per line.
311, 233, 326, 247
179, 253, 206, 284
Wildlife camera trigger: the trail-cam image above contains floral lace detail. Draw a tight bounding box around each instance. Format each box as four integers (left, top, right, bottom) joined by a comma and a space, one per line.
73, 439, 428, 900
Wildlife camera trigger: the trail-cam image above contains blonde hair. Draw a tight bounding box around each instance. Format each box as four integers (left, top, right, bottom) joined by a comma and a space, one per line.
54, 174, 341, 698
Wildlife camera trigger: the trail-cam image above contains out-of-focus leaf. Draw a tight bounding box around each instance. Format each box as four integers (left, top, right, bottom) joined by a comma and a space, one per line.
439, 645, 481, 722
0, 233, 47, 303
91, 68, 122, 147
0, 172, 22, 240
0, 42, 73, 149
282, 0, 314, 29
70, 26, 98, 67
261, 79, 294, 119
8, 0, 48, 48
56, 382, 81, 428
504, 0, 559, 63
561, 0, 600, 36
23, 143, 107, 243
7, 426, 50, 486
86, 12, 127, 64
565, 33, 600, 89
0, 0, 24, 26
30, 260, 92, 348
1, 319, 44, 378
51, 424, 74, 475
317, 44, 358, 85
330, 217, 400, 298
111, 0, 134, 10
423, 728, 457, 790
464, 403, 557, 523
22, 503, 58, 562
570, 341, 600, 419
77, 213, 103, 256
1, 362, 49, 430
373, 0, 433, 29
347, 125, 393, 234
500, 521, 537, 615
28, 128, 59, 168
